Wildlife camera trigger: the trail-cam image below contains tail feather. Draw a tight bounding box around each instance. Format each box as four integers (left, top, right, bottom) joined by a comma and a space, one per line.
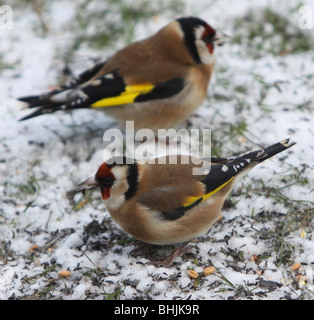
255, 139, 296, 162
18, 94, 58, 109
200, 139, 296, 195
18, 88, 92, 121
18, 96, 93, 120
18, 95, 42, 105
18, 91, 67, 120
18, 60, 107, 119
19, 103, 66, 121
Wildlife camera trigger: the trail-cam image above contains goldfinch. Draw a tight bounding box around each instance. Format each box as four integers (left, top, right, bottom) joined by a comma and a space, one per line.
69, 139, 295, 266
18, 17, 227, 131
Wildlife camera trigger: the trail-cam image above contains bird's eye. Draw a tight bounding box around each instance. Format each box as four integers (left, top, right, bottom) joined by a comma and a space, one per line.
203, 35, 215, 44
104, 177, 114, 185
99, 176, 114, 187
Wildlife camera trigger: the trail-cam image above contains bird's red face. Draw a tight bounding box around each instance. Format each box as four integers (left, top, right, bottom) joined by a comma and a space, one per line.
202, 24, 217, 54
95, 163, 115, 200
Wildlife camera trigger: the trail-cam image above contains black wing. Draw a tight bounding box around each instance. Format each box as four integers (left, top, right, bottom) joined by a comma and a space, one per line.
19, 72, 184, 121
18, 60, 107, 109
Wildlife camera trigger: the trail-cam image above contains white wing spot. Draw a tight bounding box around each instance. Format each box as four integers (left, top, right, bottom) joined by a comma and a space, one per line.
221, 165, 228, 172
104, 73, 114, 80
280, 139, 291, 147
91, 79, 102, 86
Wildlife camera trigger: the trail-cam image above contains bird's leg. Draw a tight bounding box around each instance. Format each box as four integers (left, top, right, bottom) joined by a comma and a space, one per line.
152, 241, 191, 267
129, 241, 155, 257
129, 241, 192, 267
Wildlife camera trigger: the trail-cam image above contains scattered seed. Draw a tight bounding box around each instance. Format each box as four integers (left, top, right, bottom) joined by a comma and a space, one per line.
238, 136, 247, 144
280, 277, 293, 286
290, 262, 301, 272
58, 270, 72, 277
256, 269, 263, 276
29, 244, 39, 252
296, 274, 307, 287
188, 270, 199, 279
203, 266, 215, 275
250, 254, 258, 262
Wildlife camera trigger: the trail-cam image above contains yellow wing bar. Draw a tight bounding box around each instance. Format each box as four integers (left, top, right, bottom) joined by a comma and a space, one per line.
91, 84, 155, 108
182, 177, 234, 208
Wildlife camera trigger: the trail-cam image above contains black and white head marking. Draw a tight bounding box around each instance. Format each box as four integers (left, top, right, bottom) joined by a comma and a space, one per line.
176, 17, 216, 64
106, 157, 139, 201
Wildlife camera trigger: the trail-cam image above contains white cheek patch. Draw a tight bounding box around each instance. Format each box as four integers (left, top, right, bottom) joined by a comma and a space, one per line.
111, 166, 128, 180
105, 166, 129, 210
193, 25, 214, 65
105, 193, 126, 210
195, 40, 214, 65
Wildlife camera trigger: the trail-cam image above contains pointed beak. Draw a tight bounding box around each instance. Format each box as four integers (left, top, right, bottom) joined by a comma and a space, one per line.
66, 176, 99, 201
213, 31, 231, 46
80, 176, 99, 189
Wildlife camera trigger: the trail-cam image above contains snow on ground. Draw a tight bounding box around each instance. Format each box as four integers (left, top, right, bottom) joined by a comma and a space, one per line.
0, 0, 313, 300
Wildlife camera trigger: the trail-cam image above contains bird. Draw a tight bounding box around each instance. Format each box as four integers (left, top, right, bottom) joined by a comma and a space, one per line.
68, 139, 295, 266
18, 17, 227, 132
